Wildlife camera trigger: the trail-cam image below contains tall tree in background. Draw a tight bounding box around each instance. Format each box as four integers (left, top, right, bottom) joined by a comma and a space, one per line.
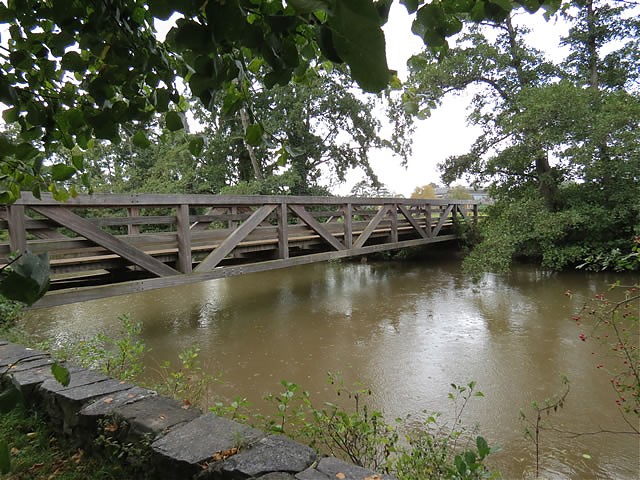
78, 68, 411, 196
404, 0, 639, 272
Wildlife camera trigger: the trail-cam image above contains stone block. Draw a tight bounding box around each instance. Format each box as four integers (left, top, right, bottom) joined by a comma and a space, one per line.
0, 343, 48, 369
296, 457, 393, 480
257, 474, 298, 480
152, 413, 264, 479
204, 434, 317, 479
112, 395, 201, 441
39, 368, 133, 434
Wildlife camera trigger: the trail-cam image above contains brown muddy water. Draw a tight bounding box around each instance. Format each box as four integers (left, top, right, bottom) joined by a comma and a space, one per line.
23, 255, 640, 479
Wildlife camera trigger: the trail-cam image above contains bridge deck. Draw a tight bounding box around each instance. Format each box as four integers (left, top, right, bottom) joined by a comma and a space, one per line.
2, 194, 477, 308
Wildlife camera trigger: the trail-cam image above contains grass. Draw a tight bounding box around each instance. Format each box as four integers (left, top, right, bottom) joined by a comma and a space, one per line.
0, 405, 138, 479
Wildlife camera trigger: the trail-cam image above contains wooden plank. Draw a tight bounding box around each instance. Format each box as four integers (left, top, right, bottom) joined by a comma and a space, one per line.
7, 205, 27, 253
344, 203, 353, 249
194, 204, 276, 272
15, 192, 476, 208
425, 205, 433, 237
390, 204, 398, 244
127, 207, 140, 235
397, 205, 429, 239
176, 204, 192, 273
91, 215, 176, 227
289, 205, 345, 251
32, 206, 178, 277
32, 235, 458, 308
278, 202, 289, 260
431, 204, 455, 237
353, 205, 390, 248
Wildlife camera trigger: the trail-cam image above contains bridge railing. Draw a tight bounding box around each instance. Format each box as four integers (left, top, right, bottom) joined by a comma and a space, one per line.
1, 193, 477, 306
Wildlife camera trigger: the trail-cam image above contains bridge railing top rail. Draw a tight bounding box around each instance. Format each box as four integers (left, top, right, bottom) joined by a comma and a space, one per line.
11, 192, 478, 207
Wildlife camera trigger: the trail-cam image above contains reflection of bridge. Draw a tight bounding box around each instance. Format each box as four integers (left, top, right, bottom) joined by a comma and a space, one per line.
2, 193, 477, 308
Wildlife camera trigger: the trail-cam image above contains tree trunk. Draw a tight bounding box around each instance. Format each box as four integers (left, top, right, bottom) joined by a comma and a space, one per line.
238, 108, 263, 181
535, 152, 560, 211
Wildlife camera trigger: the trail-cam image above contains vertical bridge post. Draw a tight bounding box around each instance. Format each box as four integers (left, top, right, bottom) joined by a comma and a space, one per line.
278, 201, 289, 259
7, 205, 27, 254
176, 204, 192, 273
343, 203, 353, 249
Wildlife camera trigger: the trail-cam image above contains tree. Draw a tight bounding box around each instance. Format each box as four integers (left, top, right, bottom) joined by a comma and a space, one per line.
78, 67, 410, 196
0, 0, 562, 204
410, 184, 437, 199
404, 0, 640, 272
447, 185, 472, 200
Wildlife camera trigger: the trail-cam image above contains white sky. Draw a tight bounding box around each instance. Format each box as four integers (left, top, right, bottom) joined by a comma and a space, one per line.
335, 3, 572, 197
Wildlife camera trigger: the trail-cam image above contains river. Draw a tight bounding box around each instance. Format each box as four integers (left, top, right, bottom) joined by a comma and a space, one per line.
22, 253, 640, 479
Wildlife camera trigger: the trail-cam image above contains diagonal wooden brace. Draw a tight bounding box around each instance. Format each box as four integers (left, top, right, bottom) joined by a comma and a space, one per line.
398, 205, 430, 239
431, 204, 455, 237
194, 204, 276, 272
32, 206, 178, 277
289, 205, 345, 251
353, 205, 391, 249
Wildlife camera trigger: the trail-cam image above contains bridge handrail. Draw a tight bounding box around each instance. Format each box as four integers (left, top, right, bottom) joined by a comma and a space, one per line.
11, 192, 478, 207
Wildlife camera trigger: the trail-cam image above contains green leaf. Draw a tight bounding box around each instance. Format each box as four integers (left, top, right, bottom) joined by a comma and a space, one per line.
188, 136, 205, 156
51, 163, 76, 181
245, 123, 264, 146
2, 107, 19, 123
61, 51, 87, 72
401, 0, 422, 14
0, 438, 10, 475
154, 88, 171, 113
51, 362, 70, 387
288, 0, 328, 14
13, 143, 39, 161
131, 130, 151, 148
0, 385, 23, 414
0, 252, 50, 305
490, 0, 513, 12
165, 111, 185, 131
329, 0, 390, 92
476, 435, 490, 458
147, 0, 176, 20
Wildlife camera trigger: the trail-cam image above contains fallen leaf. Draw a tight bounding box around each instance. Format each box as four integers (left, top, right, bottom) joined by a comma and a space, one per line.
365, 476, 382, 480
336, 473, 346, 479
211, 447, 239, 462
103, 397, 114, 404
104, 422, 119, 433
10, 447, 19, 455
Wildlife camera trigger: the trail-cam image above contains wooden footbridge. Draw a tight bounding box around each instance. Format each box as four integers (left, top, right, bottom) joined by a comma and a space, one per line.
2, 193, 477, 308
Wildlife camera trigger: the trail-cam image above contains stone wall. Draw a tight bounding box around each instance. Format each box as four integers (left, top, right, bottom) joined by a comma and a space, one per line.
1, 340, 393, 480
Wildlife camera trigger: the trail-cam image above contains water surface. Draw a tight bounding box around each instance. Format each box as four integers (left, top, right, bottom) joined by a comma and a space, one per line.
23, 255, 640, 479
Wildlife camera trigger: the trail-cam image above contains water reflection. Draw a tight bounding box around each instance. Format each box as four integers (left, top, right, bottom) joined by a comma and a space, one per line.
22, 257, 640, 479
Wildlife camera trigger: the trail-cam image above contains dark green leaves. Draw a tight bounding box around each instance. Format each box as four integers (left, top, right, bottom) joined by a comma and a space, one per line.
60, 51, 86, 72
0, 385, 23, 415
165, 111, 185, 132
51, 164, 76, 181
245, 124, 264, 146
0, 252, 50, 306
413, 2, 463, 48
51, 363, 70, 387
0, 438, 10, 475
132, 130, 151, 149
188, 136, 205, 156
329, 0, 390, 92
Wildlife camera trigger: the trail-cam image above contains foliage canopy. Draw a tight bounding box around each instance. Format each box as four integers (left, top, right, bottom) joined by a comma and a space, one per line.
0, 0, 561, 203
